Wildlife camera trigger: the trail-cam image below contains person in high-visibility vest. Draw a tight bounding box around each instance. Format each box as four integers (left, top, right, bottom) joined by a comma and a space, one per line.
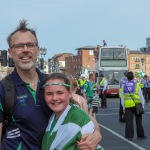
119, 71, 128, 122
74, 77, 81, 95
99, 74, 107, 108
79, 75, 86, 96
121, 71, 146, 141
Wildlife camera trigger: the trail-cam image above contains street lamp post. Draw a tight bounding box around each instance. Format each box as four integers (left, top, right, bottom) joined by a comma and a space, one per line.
141, 58, 145, 73
49, 59, 53, 73
40, 47, 47, 73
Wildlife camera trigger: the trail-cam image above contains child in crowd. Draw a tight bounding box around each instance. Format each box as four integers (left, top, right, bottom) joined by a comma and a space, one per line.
42, 73, 102, 150
92, 89, 100, 119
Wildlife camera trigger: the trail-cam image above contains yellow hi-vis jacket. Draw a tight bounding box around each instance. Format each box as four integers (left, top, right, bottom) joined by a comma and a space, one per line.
122, 82, 141, 108
79, 79, 86, 87
99, 78, 107, 91
75, 80, 79, 87
139, 83, 144, 89
119, 88, 123, 98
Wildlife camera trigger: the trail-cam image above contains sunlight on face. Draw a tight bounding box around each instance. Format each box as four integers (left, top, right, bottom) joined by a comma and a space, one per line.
9, 31, 39, 71
44, 79, 71, 118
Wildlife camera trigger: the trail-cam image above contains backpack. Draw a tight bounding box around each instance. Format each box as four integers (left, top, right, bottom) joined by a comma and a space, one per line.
0, 76, 15, 138
0, 73, 48, 138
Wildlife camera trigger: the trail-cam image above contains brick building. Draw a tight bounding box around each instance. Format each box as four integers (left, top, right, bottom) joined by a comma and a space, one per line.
48, 53, 72, 73
47, 46, 150, 78
128, 50, 150, 77
65, 45, 96, 77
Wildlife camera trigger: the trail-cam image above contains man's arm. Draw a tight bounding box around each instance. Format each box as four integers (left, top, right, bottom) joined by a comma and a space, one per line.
0, 123, 2, 141
76, 117, 102, 150
0, 123, 1, 149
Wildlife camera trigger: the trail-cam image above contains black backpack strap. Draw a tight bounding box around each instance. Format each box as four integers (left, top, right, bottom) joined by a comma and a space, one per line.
0, 76, 15, 137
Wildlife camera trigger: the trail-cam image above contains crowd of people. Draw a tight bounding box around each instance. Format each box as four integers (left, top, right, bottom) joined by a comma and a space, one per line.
71, 73, 108, 115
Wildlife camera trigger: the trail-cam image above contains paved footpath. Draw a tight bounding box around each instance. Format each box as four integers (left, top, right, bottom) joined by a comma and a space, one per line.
97, 98, 150, 150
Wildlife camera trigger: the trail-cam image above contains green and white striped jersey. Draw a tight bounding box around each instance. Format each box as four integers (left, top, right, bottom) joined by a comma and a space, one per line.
42, 105, 102, 150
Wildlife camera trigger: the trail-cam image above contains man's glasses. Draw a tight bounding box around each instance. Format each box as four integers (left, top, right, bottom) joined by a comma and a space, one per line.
10, 42, 38, 51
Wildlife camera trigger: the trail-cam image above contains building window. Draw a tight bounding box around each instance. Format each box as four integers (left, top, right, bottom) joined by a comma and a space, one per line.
135, 57, 140, 62
78, 51, 81, 55
135, 64, 140, 69
89, 50, 93, 55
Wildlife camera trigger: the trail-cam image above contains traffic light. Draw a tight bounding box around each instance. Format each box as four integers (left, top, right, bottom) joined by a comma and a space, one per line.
1, 50, 7, 66
8, 58, 15, 67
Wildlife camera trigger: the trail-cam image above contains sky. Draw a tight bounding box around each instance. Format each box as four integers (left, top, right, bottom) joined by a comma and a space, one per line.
0, 0, 150, 60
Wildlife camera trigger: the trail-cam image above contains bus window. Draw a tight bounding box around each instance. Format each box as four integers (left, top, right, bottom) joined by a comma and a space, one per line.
100, 70, 126, 85
114, 48, 125, 59
114, 71, 125, 82
100, 71, 114, 85
101, 48, 113, 59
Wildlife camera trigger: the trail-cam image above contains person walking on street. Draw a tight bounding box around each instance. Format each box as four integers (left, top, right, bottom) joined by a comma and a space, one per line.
92, 89, 100, 119
0, 19, 101, 150
82, 73, 95, 116
99, 74, 107, 108
79, 75, 86, 96
141, 75, 150, 103
121, 71, 146, 141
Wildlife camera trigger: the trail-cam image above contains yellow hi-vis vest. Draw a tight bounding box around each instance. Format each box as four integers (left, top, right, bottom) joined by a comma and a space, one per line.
99, 78, 107, 90
122, 82, 141, 108
119, 88, 123, 98
139, 83, 144, 89
79, 79, 86, 87
75, 80, 79, 87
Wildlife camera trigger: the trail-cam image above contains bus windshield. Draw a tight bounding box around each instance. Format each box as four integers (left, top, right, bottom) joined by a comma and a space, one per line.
101, 48, 126, 60
100, 70, 126, 85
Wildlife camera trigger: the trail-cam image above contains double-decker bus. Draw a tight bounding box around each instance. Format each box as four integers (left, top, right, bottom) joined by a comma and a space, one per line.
95, 46, 129, 96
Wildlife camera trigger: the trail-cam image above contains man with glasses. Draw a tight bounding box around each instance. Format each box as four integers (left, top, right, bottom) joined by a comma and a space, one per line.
0, 20, 101, 150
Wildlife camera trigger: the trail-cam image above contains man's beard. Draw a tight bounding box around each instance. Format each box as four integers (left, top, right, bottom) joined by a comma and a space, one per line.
13, 57, 37, 71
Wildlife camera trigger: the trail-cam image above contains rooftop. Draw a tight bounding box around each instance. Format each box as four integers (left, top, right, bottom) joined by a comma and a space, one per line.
130, 50, 150, 54
75, 45, 96, 50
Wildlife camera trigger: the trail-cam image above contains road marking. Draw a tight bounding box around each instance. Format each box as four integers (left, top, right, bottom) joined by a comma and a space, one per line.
99, 123, 146, 150
98, 107, 150, 110
97, 112, 150, 116
97, 113, 118, 116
